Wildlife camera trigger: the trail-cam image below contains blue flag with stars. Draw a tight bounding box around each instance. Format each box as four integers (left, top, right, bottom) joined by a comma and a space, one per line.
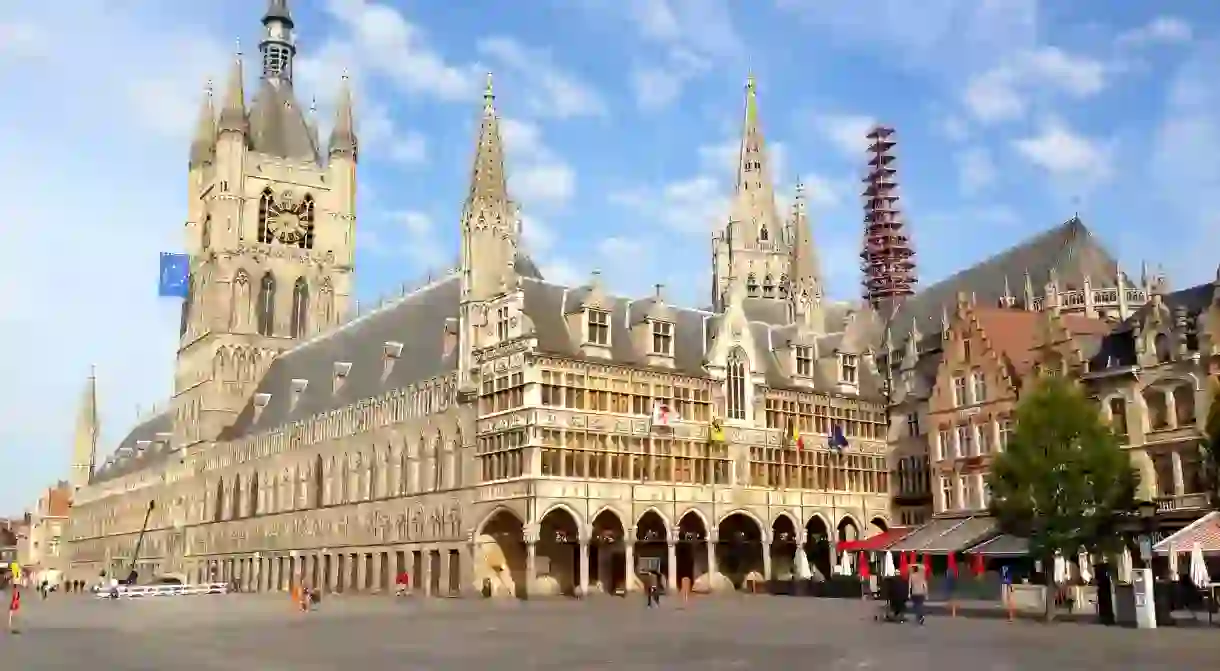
158, 253, 190, 298
829, 424, 848, 452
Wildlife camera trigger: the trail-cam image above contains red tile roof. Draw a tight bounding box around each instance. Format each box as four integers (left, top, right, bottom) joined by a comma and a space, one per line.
1154, 511, 1220, 555
837, 527, 912, 552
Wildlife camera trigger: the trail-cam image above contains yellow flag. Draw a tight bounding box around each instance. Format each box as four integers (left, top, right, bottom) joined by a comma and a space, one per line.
709, 418, 725, 443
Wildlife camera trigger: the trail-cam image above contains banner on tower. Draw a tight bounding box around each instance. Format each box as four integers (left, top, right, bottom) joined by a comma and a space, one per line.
158, 253, 190, 298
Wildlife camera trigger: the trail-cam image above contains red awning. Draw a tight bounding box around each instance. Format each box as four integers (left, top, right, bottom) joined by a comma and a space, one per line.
837, 527, 911, 552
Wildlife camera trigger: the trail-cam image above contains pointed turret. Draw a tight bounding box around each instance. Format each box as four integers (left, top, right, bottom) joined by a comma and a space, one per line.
328, 73, 358, 161
735, 75, 775, 195
70, 368, 100, 491
789, 180, 822, 294
189, 80, 216, 168
467, 73, 509, 204
217, 47, 247, 135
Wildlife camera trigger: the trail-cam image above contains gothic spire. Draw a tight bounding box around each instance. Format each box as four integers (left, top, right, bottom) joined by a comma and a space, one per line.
468, 73, 509, 203
70, 367, 100, 490
189, 80, 216, 168
734, 75, 775, 196
217, 45, 247, 135
260, 0, 296, 82
328, 72, 358, 160
789, 179, 822, 296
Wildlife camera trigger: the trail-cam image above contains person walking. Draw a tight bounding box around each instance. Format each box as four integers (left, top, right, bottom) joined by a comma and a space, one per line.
908, 564, 928, 625
8, 586, 21, 634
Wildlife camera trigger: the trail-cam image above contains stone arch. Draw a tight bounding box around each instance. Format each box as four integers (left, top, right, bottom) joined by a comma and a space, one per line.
675, 509, 711, 589
473, 507, 526, 599
716, 508, 765, 531
804, 513, 832, 580
717, 511, 765, 590
635, 508, 671, 541
536, 502, 586, 533
868, 516, 889, 535
589, 506, 627, 595
837, 514, 862, 543
676, 508, 710, 536
538, 505, 581, 597
771, 511, 800, 538
589, 505, 626, 536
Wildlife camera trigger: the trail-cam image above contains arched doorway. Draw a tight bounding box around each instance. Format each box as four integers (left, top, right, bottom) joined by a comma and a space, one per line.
475, 508, 525, 598
590, 509, 626, 594
837, 517, 861, 575
771, 515, 798, 580
635, 510, 669, 589
676, 511, 709, 587
538, 507, 581, 597
869, 517, 888, 536
805, 516, 831, 579
717, 512, 763, 589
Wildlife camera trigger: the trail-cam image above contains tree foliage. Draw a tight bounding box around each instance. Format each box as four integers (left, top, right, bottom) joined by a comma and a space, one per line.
987, 374, 1137, 561
1204, 379, 1220, 509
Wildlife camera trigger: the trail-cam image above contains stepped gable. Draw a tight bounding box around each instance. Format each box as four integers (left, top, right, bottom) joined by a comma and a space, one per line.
895, 217, 1122, 331
222, 275, 463, 439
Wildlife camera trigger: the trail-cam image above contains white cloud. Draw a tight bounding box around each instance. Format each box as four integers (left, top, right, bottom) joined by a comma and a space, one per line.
0, 21, 46, 58
956, 147, 997, 195
359, 103, 428, 166
631, 65, 687, 111
810, 113, 876, 157
962, 47, 1108, 124
1117, 17, 1192, 48
1012, 119, 1112, 185
477, 37, 608, 119
500, 118, 577, 209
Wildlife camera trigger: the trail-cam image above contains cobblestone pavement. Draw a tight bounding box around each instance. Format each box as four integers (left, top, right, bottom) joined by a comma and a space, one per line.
3, 593, 1217, 670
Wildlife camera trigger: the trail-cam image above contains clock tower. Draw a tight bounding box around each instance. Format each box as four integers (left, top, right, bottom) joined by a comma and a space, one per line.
174, 0, 357, 448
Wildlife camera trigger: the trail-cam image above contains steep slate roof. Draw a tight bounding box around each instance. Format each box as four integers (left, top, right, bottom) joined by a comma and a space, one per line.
223, 275, 464, 438
895, 217, 1122, 334
1088, 280, 1216, 372
95, 410, 176, 480
248, 79, 320, 163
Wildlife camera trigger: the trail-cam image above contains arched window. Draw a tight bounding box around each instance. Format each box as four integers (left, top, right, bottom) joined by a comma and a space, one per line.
257, 273, 276, 336
201, 216, 211, 250
180, 273, 195, 336
248, 473, 258, 517
340, 457, 350, 503
763, 275, 775, 298
299, 195, 315, 250
257, 189, 274, 244
727, 348, 748, 420
746, 274, 759, 297
230, 473, 242, 520
231, 269, 251, 331
291, 277, 309, 338
319, 278, 335, 328
312, 455, 324, 508
213, 479, 224, 522
778, 274, 789, 299
759, 225, 769, 242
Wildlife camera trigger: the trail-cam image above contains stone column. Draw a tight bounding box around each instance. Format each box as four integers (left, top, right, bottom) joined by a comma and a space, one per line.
624, 527, 636, 593
762, 541, 773, 581
524, 523, 539, 599
706, 530, 718, 593
356, 553, 367, 592
578, 537, 591, 598
372, 552, 384, 592
1164, 389, 1177, 429
1172, 450, 1185, 496
666, 538, 678, 594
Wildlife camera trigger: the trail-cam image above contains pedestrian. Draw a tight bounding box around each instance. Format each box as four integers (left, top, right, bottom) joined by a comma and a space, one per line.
680, 576, 691, 607
643, 571, 660, 607
8, 586, 21, 634
395, 571, 410, 597
908, 564, 928, 625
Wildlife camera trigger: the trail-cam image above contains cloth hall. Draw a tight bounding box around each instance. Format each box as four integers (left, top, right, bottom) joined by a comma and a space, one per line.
64, 1, 895, 598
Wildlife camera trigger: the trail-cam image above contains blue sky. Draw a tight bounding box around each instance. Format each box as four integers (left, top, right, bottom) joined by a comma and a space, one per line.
0, 0, 1216, 512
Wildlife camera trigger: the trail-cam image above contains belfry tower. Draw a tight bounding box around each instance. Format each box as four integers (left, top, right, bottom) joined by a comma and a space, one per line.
860, 125, 916, 316
173, 0, 358, 448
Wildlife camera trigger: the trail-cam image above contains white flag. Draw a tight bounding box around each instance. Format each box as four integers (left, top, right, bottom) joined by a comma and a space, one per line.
651, 400, 678, 427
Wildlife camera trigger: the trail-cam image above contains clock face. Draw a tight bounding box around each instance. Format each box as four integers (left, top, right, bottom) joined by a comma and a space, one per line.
267, 194, 311, 244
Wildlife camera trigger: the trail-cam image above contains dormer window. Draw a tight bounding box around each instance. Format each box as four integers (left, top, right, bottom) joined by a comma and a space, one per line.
496, 307, 510, 342
650, 320, 674, 356
970, 370, 986, 403
587, 309, 610, 346
794, 346, 814, 377
839, 353, 858, 384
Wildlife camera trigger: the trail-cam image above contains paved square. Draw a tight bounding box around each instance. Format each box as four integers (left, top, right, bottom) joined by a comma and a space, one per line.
4, 593, 1217, 669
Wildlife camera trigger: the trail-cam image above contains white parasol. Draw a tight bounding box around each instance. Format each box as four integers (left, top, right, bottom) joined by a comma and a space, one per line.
1076, 549, 1092, 585
1116, 545, 1133, 584
882, 551, 897, 577
1167, 544, 1179, 581
1189, 542, 1211, 590
1052, 551, 1068, 585
838, 551, 852, 576
793, 547, 812, 580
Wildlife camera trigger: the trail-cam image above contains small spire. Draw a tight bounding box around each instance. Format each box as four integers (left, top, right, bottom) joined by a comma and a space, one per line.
328, 71, 358, 160
189, 79, 216, 167
483, 71, 495, 111
467, 71, 509, 203
217, 44, 247, 135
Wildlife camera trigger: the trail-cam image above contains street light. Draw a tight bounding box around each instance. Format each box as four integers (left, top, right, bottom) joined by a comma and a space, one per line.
1136, 500, 1157, 570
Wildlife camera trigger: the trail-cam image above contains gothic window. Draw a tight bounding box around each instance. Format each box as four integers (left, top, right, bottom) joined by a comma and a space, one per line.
746, 274, 759, 296
247, 473, 258, 517
1154, 333, 1171, 363
726, 348, 748, 420
1108, 397, 1128, 436
257, 272, 276, 336
759, 225, 769, 242
257, 189, 274, 244
299, 195, 316, 250
180, 273, 195, 337
779, 274, 789, 299
213, 479, 224, 522
230, 474, 242, 520
291, 277, 309, 338
339, 457, 350, 503
312, 454, 324, 508
763, 275, 775, 298
369, 450, 379, 499
1173, 384, 1196, 426
201, 216, 211, 250
319, 278, 335, 327
231, 269, 251, 331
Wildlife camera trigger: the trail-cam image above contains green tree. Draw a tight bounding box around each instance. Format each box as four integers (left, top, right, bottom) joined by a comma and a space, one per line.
987, 374, 1137, 622
1203, 380, 1220, 509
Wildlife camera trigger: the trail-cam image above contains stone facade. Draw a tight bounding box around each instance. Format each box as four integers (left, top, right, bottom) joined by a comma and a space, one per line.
64, 2, 892, 598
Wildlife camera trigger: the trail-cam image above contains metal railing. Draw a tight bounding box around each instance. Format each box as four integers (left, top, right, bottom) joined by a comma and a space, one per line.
93, 582, 231, 599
